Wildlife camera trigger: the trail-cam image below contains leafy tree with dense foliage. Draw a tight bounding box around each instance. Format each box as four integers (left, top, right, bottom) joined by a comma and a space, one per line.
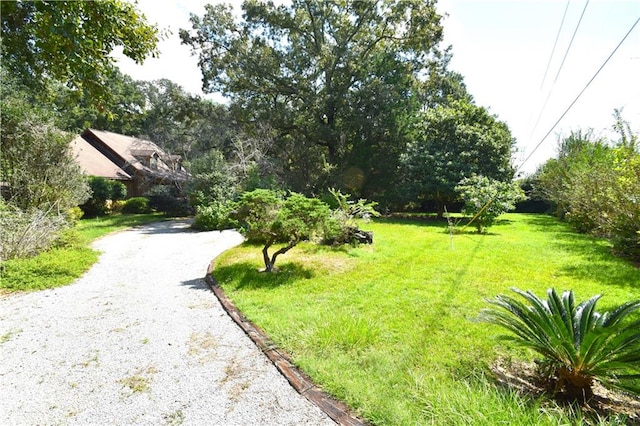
1, 1, 159, 260
137, 79, 234, 160
1, 0, 158, 102
233, 190, 329, 272
188, 149, 241, 231
53, 69, 148, 134
400, 99, 515, 217
455, 175, 525, 233
181, 0, 461, 199
482, 288, 640, 402
187, 149, 238, 208
535, 130, 611, 227
0, 79, 91, 260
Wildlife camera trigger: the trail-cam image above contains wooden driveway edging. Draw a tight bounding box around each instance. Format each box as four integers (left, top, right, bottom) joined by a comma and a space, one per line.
205, 260, 368, 426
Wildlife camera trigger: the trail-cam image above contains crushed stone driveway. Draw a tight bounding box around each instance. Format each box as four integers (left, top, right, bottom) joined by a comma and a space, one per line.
0, 219, 334, 425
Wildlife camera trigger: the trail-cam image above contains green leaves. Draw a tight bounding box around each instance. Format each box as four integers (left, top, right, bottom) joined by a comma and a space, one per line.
180, 1, 449, 197
482, 288, 640, 398
535, 124, 640, 261
1, 0, 158, 102
233, 190, 330, 271
400, 100, 515, 216
455, 175, 525, 233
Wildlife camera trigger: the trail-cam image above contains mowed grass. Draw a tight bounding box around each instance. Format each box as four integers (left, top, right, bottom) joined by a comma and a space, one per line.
1, 213, 164, 292
213, 214, 640, 425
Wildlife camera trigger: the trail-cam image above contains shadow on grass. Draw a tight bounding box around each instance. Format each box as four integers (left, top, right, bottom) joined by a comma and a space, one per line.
214, 261, 315, 290
519, 214, 640, 291
377, 216, 510, 236
377, 216, 448, 228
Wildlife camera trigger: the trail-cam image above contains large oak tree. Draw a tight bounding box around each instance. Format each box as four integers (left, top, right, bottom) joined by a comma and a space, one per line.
181, 0, 452, 199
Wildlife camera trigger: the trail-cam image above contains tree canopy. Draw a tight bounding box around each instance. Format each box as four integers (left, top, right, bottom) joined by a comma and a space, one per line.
400, 99, 515, 216
1, 79, 90, 215
181, 0, 462, 199
0, 0, 159, 260
1, 0, 159, 101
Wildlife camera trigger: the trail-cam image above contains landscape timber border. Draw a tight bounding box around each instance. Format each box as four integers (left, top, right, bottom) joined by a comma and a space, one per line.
205, 260, 368, 426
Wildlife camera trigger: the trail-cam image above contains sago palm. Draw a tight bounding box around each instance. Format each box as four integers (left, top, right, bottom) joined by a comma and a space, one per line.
481, 288, 640, 401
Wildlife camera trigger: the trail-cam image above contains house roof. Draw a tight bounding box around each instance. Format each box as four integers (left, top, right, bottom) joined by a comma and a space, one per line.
71, 136, 132, 180
84, 129, 185, 178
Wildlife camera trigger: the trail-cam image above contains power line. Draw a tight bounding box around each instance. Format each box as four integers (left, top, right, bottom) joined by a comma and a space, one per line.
553, 0, 590, 85
517, 15, 640, 173
524, 0, 571, 139
528, 0, 590, 140
540, 0, 571, 90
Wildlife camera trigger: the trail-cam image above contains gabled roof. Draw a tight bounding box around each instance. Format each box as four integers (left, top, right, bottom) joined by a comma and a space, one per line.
71, 136, 132, 180
84, 129, 186, 178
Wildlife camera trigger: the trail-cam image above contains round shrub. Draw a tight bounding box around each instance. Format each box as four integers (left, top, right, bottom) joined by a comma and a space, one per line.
192, 201, 236, 231
122, 197, 150, 214
65, 206, 84, 224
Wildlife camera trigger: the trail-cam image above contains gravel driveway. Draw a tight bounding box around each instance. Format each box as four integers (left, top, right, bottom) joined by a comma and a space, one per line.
0, 220, 334, 425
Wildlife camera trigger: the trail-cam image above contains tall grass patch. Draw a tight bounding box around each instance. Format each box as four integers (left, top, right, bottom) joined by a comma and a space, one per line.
213, 214, 640, 424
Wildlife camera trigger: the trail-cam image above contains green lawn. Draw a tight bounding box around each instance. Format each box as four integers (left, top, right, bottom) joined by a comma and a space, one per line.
1, 213, 165, 292
213, 214, 640, 425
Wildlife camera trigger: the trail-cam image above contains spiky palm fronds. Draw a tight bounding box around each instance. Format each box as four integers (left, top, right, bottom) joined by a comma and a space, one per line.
482, 288, 640, 400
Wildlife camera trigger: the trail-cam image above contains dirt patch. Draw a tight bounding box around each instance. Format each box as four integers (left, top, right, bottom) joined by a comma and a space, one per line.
492, 359, 640, 424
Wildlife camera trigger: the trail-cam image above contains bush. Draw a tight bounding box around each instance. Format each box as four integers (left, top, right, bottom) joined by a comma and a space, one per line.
121, 197, 150, 214
233, 189, 329, 271
321, 188, 378, 245
535, 121, 640, 261
65, 206, 84, 224
0, 202, 68, 261
193, 201, 237, 231
111, 200, 125, 214
145, 185, 191, 217
1, 83, 90, 212
81, 176, 127, 216
455, 175, 525, 233
481, 288, 640, 402
186, 149, 238, 208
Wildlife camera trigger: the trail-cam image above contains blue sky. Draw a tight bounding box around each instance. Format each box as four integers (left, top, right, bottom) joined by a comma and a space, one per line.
116, 0, 640, 174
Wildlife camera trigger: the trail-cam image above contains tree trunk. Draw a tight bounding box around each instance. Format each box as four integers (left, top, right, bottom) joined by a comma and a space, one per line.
262, 240, 275, 272
269, 241, 297, 271
262, 239, 297, 272
555, 366, 594, 403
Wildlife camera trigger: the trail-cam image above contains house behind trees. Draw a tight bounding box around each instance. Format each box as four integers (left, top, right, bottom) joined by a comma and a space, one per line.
71, 129, 187, 197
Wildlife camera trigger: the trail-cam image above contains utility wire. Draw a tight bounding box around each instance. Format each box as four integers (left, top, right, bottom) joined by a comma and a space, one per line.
460, 15, 640, 234
540, 0, 571, 90
553, 0, 590, 85
517, 15, 640, 172
528, 0, 589, 140
524, 0, 570, 136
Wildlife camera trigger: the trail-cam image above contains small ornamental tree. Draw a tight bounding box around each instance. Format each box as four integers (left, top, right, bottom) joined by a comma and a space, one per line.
455, 175, 525, 233
233, 189, 329, 272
